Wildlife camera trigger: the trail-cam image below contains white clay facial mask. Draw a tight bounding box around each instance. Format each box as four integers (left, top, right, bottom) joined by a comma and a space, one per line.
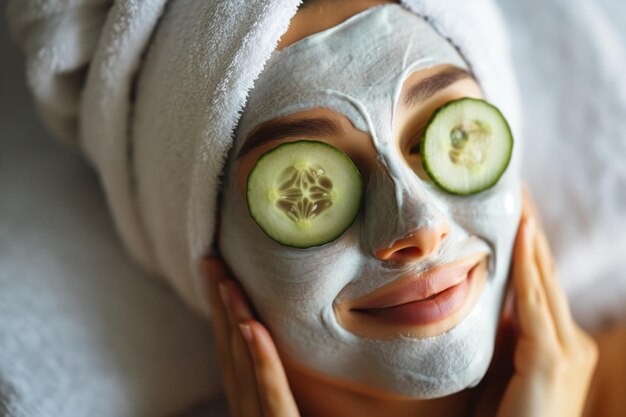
219, 4, 521, 398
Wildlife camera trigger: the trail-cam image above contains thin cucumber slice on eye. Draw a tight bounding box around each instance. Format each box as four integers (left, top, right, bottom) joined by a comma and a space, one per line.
246, 140, 363, 248
420, 98, 513, 195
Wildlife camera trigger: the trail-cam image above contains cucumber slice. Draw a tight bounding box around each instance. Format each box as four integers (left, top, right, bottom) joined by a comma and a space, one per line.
247, 140, 362, 248
420, 98, 513, 195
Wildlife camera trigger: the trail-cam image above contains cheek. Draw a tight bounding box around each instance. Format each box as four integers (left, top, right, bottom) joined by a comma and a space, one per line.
218, 175, 364, 318
442, 174, 521, 236
445, 176, 522, 297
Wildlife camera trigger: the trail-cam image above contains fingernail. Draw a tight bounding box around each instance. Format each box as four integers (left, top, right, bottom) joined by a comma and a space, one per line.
231, 291, 252, 320
525, 216, 536, 238
219, 283, 230, 309
239, 323, 253, 344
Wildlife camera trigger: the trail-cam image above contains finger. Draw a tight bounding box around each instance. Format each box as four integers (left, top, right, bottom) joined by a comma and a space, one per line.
242, 321, 300, 417
204, 258, 240, 416
534, 220, 578, 346
205, 258, 231, 355
220, 282, 263, 417
521, 185, 538, 224
511, 216, 559, 345
522, 189, 578, 346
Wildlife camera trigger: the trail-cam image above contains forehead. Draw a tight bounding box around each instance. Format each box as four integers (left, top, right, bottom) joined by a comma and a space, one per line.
235, 66, 478, 160
233, 4, 469, 156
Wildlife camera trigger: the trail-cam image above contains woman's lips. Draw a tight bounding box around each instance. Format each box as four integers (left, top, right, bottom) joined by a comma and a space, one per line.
350, 255, 485, 326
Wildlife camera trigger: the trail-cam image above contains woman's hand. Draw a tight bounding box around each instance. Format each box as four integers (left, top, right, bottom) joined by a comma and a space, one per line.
493, 187, 599, 417
203, 257, 301, 417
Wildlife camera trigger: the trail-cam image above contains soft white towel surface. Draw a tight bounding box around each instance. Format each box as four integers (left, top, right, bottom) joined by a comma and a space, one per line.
0, 21, 221, 417
497, 0, 626, 329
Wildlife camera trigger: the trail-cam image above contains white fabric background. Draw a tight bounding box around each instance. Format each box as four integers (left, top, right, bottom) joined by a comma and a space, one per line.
1, 0, 625, 415
0, 5, 222, 416
498, 0, 626, 329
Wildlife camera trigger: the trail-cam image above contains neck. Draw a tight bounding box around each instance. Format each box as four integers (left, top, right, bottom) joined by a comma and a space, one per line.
284, 359, 476, 417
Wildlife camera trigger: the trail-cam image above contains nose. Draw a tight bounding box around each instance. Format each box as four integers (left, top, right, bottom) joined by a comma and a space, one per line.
375, 221, 450, 263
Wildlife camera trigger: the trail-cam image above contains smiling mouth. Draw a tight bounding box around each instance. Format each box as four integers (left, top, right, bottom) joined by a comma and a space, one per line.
349, 255, 487, 327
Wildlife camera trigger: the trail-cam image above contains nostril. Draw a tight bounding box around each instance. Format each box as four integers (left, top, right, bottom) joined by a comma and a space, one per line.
392, 246, 422, 260
441, 232, 448, 240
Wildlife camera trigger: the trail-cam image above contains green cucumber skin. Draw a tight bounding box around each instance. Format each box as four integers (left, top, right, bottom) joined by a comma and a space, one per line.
246, 140, 363, 249
419, 97, 514, 196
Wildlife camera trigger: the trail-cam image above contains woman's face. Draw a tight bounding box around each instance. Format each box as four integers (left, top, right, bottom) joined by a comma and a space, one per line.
219, 4, 521, 399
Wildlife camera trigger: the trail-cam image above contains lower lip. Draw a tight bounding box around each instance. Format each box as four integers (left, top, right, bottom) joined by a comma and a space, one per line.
356, 264, 478, 326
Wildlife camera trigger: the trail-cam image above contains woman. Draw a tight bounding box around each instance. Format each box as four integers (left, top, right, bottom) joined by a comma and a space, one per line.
7, 0, 622, 415
204, 1, 601, 416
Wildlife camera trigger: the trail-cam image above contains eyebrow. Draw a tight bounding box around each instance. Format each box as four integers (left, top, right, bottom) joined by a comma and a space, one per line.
236, 117, 344, 160
402, 66, 474, 107
236, 66, 474, 160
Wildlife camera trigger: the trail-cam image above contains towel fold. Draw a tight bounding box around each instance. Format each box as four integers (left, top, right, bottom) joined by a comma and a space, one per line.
7, 0, 522, 316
